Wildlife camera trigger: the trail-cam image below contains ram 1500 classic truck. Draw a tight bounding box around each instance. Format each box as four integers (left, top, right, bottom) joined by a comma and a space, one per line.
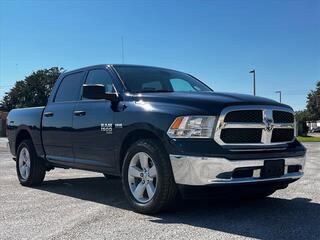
7, 64, 306, 213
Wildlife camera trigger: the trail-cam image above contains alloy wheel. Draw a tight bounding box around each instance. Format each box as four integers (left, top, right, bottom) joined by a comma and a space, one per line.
19, 147, 31, 180
128, 152, 158, 203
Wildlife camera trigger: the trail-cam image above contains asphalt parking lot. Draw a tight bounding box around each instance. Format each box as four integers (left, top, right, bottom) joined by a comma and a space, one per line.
0, 143, 319, 240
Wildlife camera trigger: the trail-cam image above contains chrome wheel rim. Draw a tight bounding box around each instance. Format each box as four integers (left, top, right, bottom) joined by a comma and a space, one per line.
19, 147, 31, 180
128, 152, 158, 203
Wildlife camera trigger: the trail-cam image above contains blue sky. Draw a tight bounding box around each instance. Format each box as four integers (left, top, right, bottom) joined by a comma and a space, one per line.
0, 0, 319, 110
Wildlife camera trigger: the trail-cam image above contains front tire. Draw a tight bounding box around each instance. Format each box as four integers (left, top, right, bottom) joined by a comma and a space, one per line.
16, 139, 46, 186
122, 139, 177, 214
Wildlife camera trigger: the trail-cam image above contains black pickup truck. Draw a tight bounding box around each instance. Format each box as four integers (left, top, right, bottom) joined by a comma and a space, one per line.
7, 64, 306, 213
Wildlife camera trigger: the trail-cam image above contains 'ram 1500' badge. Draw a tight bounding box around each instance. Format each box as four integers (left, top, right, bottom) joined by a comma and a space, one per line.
101, 123, 112, 134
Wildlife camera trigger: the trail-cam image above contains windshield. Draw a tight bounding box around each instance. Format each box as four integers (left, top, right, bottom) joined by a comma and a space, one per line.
114, 66, 212, 93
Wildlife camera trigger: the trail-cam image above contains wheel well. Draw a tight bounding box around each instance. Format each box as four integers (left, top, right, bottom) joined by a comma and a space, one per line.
15, 130, 32, 154
119, 129, 163, 173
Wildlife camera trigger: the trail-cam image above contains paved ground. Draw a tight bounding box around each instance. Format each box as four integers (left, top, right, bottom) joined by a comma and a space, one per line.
0, 143, 319, 240
0, 137, 8, 149
309, 133, 320, 138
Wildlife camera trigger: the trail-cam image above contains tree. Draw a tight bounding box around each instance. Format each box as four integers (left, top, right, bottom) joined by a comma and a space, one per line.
295, 110, 309, 136
306, 81, 320, 121
295, 81, 320, 135
295, 110, 309, 122
1, 67, 63, 111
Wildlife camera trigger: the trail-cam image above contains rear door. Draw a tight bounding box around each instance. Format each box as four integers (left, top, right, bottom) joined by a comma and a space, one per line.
72, 68, 116, 170
42, 71, 85, 164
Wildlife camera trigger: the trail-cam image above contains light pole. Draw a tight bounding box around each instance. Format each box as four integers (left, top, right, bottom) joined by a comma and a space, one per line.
249, 69, 256, 96
275, 90, 282, 103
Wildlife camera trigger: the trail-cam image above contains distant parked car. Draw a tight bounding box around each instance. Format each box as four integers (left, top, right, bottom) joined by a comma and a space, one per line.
312, 127, 320, 133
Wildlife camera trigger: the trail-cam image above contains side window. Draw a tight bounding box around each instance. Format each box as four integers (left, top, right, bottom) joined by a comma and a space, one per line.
85, 69, 114, 93
55, 72, 84, 102
170, 78, 198, 92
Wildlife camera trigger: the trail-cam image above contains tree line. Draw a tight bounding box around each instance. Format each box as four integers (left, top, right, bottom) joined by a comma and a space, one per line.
1, 67, 319, 124
1, 67, 63, 110
295, 81, 320, 122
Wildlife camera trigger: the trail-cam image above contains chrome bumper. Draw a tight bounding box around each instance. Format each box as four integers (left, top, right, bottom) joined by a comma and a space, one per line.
170, 154, 306, 186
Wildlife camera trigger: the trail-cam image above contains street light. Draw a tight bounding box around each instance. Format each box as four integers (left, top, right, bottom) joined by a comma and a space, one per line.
249, 69, 256, 96
275, 90, 282, 103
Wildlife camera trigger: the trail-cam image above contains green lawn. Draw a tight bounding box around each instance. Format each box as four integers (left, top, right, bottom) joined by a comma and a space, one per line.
297, 136, 320, 142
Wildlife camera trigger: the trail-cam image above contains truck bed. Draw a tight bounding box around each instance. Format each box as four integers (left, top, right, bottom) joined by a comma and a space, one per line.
7, 106, 45, 157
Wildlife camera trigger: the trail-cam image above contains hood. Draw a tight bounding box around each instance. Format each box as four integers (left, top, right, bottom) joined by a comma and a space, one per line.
129, 91, 292, 114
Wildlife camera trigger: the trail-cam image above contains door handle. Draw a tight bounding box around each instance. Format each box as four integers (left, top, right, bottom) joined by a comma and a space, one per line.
44, 112, 54, 117
74, 110, 86, 116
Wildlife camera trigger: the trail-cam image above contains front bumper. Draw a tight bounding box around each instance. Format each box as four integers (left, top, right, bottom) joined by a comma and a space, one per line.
170, 154, 306, 186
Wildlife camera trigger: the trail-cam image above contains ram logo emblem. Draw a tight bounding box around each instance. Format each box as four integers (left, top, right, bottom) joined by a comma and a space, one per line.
263, 116, 274, 132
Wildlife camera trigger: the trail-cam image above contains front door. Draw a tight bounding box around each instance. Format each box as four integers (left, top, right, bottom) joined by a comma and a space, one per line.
72, 68, 116, 170
42, 71, 85, 164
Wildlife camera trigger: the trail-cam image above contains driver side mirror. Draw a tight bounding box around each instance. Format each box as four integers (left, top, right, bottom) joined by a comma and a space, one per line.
82, 84, 118, 102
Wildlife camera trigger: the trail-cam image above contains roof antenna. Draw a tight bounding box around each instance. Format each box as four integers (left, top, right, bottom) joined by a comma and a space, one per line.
121, 36, 125, 64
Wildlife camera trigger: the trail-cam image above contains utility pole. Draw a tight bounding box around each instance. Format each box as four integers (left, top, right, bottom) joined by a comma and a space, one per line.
249, 69, 256, 96
275, 90, 282, 103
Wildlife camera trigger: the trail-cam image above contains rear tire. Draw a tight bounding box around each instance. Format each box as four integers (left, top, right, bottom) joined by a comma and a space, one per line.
16, 139, 46, 186
122, 139, 177, 214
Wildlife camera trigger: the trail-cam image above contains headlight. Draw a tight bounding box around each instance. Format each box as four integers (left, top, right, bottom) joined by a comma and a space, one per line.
167, 116, 216, 138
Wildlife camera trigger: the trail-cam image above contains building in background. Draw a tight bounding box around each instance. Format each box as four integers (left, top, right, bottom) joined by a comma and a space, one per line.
307, 120, 320, 131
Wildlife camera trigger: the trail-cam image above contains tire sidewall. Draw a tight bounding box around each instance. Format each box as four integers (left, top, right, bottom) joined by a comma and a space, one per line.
122, 140, 167, 212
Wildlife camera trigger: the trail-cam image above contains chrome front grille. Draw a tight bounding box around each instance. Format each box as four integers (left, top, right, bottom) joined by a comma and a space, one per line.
273, 110, 294, 123
220, 128, 262, 143
214, 106, 295, 146
224, 110, 262, 123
